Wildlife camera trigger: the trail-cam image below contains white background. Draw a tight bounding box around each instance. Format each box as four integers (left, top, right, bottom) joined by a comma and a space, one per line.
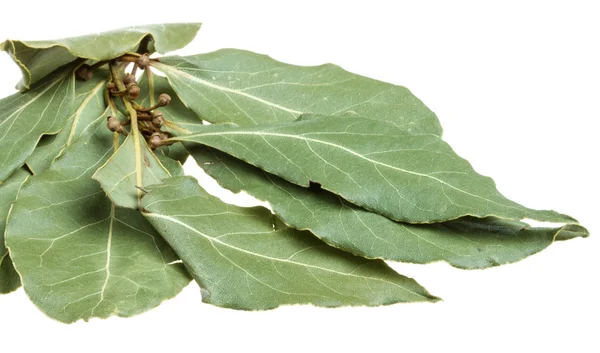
1, 1, 598, 352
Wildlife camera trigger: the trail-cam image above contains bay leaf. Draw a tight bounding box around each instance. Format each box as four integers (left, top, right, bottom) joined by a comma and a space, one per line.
5, 114, 190, 323
93, 134, 172, 209
157, 143, 192, 165
176, 115, 576, 224
156, 49, 442, 135
0, 67, 75, 182
191, 146, 588, 269
1, 23, 202, 90
142, 176, 439, 310
156, 153, 185, 177
26, 69, 109, 174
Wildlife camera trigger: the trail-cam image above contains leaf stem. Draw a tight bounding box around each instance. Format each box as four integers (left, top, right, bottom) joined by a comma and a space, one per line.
109, 61, 144, 208
131, 101, 162, 112
119, 55, 140, 63
146, 67, 156, 107
104, 82, 118, 117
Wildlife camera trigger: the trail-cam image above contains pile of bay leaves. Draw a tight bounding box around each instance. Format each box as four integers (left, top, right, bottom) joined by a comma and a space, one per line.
0, 23, 588, 323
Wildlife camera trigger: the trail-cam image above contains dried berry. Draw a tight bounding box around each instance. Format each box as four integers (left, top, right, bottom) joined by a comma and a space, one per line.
127, 85, 141, 99
149, 132, 163, 150
123, 73, 136, 85
106, 116, 122, 132
159, 132, 171, 140
158, 93, 172, 107
152, 114, 165, 127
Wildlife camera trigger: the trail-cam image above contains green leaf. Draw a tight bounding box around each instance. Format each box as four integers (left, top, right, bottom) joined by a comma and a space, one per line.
157, 143, 191, 164
5, 116, 190, 323
142, 176, 439, 309
156, 49, 442, 135
93, 134, 172, 209
0, 168, 30, 293
26, 69, 109, 174
1, 23, 202, 90
0, 67, 75, 182
176, 115, 575, 224
156, 153, 185, 177
191, 146, 588, 269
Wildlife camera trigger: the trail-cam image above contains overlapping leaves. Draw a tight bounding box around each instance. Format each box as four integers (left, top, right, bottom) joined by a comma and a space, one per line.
5, 112, 190, 323
0, 24, 588, 323
175, 115, 575, 224
156, 49, 442, 135
143, 176, 438, 309
25, 69, 109, 174
93, 134, 172, 209
1, 23, 201, 89
191, 146, 588, 269
0, 66, 75, 181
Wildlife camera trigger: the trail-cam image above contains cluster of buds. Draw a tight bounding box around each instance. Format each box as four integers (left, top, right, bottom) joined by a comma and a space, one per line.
105, 58, 175, 150
106, 69, 173, 150
135, 93, 174, 149
107, 73, 140, 100
123, 73, 140, 99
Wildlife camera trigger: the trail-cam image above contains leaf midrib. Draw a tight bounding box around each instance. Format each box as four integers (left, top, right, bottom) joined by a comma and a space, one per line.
156, 62, 303, 116
91, 203, 114, 315
66, 80, 106, 146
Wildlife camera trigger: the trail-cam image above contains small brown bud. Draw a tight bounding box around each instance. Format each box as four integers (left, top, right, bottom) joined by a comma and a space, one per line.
152, 114, 165, 127
149, 132, 163, 150
123, 73, 136, 85
137, 54, 151, 69
75, 65, 93, 81
127, 85, 140, 99
157, 93, 171, 107
160, 132, 171, 140
106, 116, 122, 132
107, 82, 116, 91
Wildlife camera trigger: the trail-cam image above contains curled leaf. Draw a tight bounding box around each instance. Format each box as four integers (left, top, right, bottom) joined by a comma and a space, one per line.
1, 23, 202, 89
